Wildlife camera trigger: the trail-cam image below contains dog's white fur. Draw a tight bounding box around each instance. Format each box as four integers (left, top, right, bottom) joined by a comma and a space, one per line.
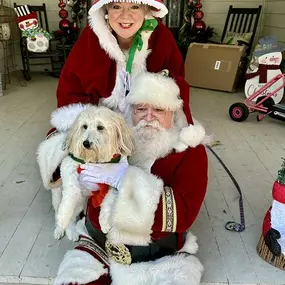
52, 106, 134, 241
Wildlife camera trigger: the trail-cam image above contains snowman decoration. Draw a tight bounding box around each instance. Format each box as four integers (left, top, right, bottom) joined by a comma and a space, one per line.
14, 5, 52, 53
245, 36, 285, 104
257, 158, 285, 270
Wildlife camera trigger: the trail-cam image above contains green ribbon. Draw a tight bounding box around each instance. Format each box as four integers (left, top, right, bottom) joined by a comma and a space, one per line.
126, 19, 158, 74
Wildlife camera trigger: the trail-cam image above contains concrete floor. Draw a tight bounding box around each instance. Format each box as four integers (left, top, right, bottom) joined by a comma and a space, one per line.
0, 73, 284, 285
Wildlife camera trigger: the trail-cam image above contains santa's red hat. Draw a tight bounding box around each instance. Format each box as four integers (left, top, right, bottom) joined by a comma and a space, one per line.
89, 0, 168, 18
14, 5, 38, 24
127, 71, 182, 111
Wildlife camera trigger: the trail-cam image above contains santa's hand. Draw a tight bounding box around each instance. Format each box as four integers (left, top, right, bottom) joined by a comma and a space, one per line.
78, 173, 100, 192
79, 156, 129, 190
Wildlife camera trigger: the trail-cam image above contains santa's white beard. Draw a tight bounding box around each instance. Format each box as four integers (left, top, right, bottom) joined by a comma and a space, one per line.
129, 120, 179, 171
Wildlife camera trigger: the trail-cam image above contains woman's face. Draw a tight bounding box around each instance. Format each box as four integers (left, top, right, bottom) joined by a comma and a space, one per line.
107, 2, 147, 40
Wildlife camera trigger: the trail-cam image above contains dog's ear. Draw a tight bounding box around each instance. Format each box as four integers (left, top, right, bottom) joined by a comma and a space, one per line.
65, 120, 81, 154
112, 113, 134, 156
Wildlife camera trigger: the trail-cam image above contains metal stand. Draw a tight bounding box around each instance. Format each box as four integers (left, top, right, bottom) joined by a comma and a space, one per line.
0, 1, 26, 95
0, 40, 26, 90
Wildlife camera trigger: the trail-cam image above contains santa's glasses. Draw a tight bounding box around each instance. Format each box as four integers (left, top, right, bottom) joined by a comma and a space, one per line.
133, 105, 167, 118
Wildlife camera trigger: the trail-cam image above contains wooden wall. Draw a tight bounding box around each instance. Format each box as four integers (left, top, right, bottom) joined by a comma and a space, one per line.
263, 0, 285, 44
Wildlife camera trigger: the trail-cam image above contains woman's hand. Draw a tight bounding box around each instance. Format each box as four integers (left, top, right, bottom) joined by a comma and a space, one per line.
78, 156, 129, 190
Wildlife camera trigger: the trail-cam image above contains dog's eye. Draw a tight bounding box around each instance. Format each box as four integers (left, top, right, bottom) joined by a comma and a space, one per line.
97, 125, 104, 131
82, 124, 88, 129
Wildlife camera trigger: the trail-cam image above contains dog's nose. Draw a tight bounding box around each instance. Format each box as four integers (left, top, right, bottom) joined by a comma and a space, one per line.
83, 140, 91, 149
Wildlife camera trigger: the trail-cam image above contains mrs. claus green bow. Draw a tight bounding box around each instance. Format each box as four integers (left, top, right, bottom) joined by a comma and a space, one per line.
126, 19, 158, 74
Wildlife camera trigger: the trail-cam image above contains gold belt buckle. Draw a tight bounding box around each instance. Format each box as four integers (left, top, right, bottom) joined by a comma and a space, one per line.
105, 239, 132, 265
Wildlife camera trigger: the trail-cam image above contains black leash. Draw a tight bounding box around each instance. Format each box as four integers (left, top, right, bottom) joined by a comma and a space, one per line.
206, 145, 245, 232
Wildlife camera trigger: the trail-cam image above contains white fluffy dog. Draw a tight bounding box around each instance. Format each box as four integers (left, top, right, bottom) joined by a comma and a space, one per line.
37, 105, 133, 241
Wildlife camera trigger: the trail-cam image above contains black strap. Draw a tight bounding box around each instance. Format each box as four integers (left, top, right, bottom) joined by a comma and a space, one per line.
207, 145, 245, 232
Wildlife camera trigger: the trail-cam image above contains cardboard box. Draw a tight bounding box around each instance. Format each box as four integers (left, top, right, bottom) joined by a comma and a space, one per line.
185, 43, 245, 92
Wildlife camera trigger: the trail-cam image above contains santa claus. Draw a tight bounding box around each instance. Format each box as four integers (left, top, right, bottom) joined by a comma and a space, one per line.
53, 71, 208, 285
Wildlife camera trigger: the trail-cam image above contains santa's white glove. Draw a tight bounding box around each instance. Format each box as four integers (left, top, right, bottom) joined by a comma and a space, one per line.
79, 156, 129, 191
78, 174, 99, 192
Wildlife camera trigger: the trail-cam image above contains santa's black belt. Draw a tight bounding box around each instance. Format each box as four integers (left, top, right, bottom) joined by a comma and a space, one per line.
85, 214, 184, 264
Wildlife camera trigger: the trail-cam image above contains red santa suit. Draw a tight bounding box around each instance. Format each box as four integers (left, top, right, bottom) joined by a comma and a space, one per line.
51, 71, 208, 285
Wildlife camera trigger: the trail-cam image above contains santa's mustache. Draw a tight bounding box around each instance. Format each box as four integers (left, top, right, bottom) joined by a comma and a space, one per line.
135, 119, 162, 130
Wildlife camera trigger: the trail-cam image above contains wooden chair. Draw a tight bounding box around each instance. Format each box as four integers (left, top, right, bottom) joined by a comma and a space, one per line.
209, 5, 262, 83
218, 5, 262, 57
14, 3, 60, 80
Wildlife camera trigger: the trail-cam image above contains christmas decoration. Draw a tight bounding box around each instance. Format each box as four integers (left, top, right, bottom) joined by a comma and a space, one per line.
177, 0, 215, 59
67, 0, 86, 31
54, 0, 86, 46
257, 158, 285, 270
245, 36, 285, 104
58, 0, 71, 30
14, 5, 52, 53
193, 0, 205, 31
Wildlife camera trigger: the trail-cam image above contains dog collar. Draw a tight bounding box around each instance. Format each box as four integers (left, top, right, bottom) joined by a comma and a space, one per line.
69, 153, 85, 164
69, 153, 121, 164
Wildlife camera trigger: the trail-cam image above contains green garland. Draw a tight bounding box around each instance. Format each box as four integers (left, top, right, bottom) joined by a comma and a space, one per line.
22, 27, 52, 40
277, 157, 285, 186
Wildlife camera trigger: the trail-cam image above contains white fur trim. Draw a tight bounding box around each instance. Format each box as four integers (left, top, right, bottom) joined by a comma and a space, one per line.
110, 230, 203, 285
54, 249, 108, 285
110, 231, 203, 285
180, 124, 205, 148
108, 166, 163, 245
110, 254, 203, 285
179, 231, 199, 254
50, 103, 92, 132
89, 0, 168, 18
173, 119, 214, 152
89, 8, 125, 63
127, 72, 183, 111
99, 188, 117, 233
271, 200, 285, 237
100, 63, 128, 112
36, 132, 68, 189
